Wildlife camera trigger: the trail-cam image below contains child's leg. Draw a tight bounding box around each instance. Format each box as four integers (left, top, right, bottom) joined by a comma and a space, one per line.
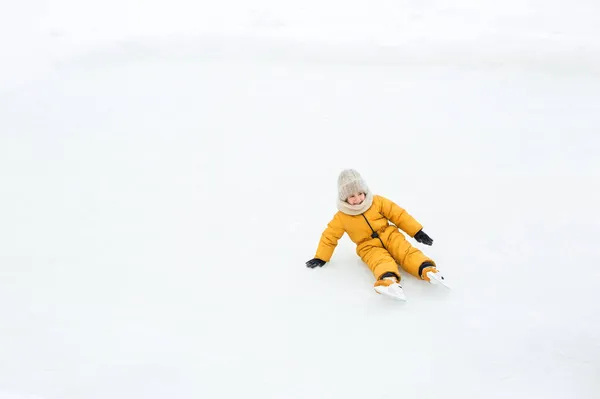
386, 230, 435, 279
357, 245, 401, 281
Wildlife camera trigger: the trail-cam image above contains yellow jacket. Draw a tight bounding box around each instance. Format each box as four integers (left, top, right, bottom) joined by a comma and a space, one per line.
315, 195, 423, 262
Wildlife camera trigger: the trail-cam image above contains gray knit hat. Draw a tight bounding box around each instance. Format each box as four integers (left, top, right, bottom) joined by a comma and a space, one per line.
338, 169, 369, 201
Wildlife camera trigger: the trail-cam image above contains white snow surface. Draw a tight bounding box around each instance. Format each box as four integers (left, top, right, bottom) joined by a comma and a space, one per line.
1, 1, 600, 398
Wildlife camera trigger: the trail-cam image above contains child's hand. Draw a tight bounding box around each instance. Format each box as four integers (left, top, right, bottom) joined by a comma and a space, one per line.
306, 258, 326, 268
414, 230, 434, 246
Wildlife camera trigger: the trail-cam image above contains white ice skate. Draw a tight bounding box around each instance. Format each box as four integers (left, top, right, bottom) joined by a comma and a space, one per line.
426, 270, 451, 289
374, 278, 407, 301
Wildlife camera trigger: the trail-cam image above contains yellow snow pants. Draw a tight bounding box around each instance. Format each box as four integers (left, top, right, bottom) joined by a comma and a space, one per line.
357, 226, 435, 281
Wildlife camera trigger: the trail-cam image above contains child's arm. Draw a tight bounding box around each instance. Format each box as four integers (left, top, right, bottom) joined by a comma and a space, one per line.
314, 214, 345, 262
378, 196, 423, 237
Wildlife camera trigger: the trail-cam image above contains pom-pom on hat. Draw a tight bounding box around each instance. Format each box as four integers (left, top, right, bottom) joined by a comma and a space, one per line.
337, 169, 369, 201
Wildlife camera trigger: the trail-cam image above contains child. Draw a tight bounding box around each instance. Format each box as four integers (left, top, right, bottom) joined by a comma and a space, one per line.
305, 169, 445, 299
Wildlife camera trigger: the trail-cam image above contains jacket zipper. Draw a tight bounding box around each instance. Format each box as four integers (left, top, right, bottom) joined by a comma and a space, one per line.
362, 214, 386, 249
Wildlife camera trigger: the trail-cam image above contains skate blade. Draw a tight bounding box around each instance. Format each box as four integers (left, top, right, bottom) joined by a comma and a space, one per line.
374, 283, 407, 301
427, 271, 451, 289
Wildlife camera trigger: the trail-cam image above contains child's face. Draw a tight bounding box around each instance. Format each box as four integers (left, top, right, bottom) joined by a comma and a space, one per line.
347, 192, 366, 205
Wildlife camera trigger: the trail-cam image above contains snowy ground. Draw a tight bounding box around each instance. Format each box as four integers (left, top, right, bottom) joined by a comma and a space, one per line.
1, 1, 600, 398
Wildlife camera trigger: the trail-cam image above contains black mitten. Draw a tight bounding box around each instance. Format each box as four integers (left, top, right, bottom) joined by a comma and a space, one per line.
414, 230, 433, 246
306, 258, 326, 268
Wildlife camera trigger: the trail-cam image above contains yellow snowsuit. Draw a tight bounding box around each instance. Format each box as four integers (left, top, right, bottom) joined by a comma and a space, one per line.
315, 195, 435, 280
